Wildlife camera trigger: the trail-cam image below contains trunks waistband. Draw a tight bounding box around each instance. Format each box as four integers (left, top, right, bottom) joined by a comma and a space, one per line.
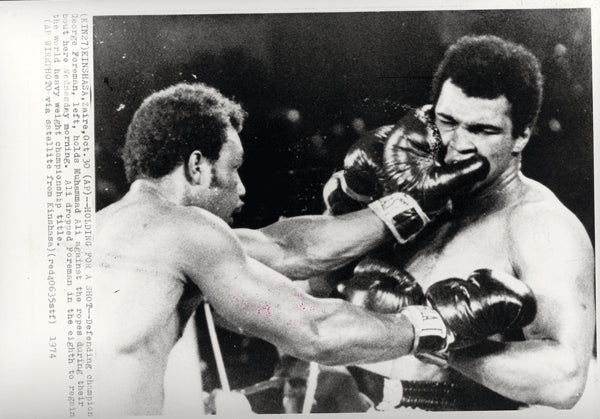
375, 379, 524, 411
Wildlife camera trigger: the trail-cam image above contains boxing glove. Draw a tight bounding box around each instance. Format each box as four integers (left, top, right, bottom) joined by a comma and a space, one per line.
323, 125, 393, 215
424, 269, 536, 350
338, 257, 425, 313
401, 268, 536, 354
369, 106, 489, 243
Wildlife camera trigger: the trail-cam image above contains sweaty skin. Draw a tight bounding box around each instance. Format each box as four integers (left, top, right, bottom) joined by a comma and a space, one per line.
360, 80, 595, 409
94, 129, 417, 416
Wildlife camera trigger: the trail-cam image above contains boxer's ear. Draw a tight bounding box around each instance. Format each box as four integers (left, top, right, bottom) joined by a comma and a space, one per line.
511, 127, 531, 155
186, 150, 212, 185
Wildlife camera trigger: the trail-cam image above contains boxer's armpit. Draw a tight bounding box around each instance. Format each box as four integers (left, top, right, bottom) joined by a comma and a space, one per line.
234, 227, 285, 269
211, 309, 247, 336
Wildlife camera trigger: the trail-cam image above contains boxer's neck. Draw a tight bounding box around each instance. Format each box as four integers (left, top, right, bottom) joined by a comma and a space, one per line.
129, 175, 187, 205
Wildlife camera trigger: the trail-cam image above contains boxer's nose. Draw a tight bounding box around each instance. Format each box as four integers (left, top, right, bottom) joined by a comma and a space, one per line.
443, 126, 477, 164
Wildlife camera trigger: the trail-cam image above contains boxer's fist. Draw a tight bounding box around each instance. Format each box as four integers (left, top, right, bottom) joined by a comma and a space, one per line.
368, 106, 489, 243
338, 257, 425, 312
323, 126, 392, 215
424, 269, 537, 350
382, 106, 489, 215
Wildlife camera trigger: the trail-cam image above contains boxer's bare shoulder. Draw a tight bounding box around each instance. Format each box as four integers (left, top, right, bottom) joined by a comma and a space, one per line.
96, 190, 240, 268
404, 175, 590, 286
95, 192, 242, 337
94, 193, 240, 415
506, 177, 593, 258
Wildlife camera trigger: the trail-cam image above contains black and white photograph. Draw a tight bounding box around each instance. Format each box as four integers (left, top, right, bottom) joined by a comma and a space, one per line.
90, 6, 597, 416
0, 1, 598, 418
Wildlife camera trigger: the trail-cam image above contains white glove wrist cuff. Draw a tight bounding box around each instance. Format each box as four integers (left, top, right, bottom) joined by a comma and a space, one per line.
368, 192, 430, 243
400, 305, 452, 354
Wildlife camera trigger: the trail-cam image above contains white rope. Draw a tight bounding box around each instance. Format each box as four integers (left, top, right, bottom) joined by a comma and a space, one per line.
203, 301, 230, 392
301, 362, 319, 414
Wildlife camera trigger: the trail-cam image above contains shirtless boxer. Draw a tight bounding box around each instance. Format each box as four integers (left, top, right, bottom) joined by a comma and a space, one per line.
344, 34, 595, 410
94, 82, 498, 415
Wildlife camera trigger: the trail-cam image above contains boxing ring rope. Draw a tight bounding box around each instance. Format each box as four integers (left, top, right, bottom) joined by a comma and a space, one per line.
204, 298, 321, 413
302, 362, 319, 414
203, 300, 231, 392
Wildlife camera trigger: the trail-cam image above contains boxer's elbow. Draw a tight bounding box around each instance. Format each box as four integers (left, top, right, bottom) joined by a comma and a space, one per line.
297, 340, 340, 366
520, 353, 587, 409
286, 319, 345, 365
535, 361, 587, 409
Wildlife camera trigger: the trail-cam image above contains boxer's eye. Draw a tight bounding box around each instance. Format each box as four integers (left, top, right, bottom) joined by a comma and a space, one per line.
436, 116, 455, 128
468, 124, 503, 136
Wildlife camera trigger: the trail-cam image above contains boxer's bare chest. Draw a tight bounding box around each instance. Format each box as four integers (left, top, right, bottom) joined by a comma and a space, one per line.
376, 209, 517, 382
401, 208, 514, 291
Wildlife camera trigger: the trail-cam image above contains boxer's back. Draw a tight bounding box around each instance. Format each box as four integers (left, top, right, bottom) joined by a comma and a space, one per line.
94, 191, 204, 415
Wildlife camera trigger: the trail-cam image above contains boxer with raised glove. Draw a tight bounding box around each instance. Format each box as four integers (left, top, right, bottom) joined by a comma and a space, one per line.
323, 106, 489, 244
368, 106, 489, 244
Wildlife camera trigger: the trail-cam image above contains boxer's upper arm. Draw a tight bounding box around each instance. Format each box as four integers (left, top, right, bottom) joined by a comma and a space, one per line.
446, 204, 594, 408
181, 216, 338, 358
508, 203, 595, 368
181, 214, 414, 365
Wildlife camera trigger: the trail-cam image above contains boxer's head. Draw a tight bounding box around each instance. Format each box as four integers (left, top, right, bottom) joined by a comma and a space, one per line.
429, 35, 543, 189
122, 82, 248, 222
431, 35, 543, 139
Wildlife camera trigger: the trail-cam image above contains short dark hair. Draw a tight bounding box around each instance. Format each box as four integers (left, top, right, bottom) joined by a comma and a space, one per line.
430, 35, 543, 137
122, 82, 247, 183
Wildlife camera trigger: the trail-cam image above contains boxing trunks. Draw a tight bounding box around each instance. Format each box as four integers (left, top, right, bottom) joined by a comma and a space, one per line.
347, 367, 525, 411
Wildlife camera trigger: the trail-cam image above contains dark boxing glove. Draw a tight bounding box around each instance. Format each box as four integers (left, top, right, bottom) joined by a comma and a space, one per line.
369, 106, 490, 243
338, 257, 425, 312
397, 269, 536, 355
421, 269, 537, 352
323, 125, 393, 215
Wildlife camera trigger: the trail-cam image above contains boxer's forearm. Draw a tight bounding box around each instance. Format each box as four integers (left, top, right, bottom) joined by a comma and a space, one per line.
204, 254, 416, 367
237, 209, 388, 279
449, 339, 589, 408
277, 301, 415, 365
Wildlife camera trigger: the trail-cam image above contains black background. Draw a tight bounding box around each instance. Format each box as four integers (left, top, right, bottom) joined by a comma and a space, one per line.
93, 9, 594, 240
